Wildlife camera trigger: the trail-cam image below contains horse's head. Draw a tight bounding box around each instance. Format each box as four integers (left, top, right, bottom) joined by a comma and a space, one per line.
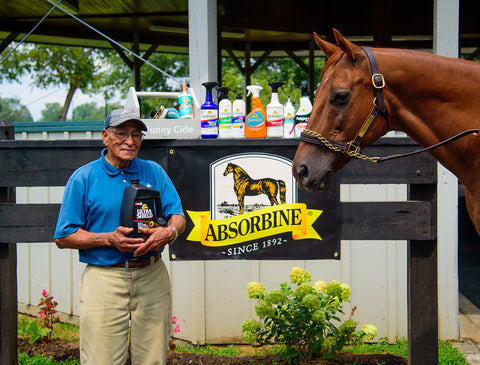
224, 163, 234, 176
293, 29, 390, 192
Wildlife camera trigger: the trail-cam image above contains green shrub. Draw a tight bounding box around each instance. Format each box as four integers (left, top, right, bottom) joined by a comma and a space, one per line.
242, 266, 377, 363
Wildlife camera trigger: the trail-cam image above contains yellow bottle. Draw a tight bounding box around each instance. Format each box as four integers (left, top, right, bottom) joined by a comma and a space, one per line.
245, 85, 266, 138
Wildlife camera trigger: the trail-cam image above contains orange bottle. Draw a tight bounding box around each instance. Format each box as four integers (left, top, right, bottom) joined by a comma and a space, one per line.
245, 85, 266, 138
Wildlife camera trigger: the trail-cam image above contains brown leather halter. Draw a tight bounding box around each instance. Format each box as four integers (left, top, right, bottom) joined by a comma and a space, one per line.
300, 47, 390, 162
300, 47, 480, 163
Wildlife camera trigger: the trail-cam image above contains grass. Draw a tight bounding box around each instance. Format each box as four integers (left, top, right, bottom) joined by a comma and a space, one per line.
18, 314, 79, 343
173, 339, 467, 364
343, 338, 467, 365
17, 314, 468, 365
18, 353, 79, 365
175, 343, 283, 357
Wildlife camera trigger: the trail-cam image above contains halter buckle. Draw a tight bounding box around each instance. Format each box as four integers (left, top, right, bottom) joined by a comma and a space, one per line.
347, 141, 360, 154
372, 73, 385, 89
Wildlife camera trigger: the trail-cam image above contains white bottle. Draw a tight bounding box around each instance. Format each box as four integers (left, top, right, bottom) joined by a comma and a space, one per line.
294, 85, 312, 138
266, 81, 284, 138
283, 98, 296, 138
217, 87, 233, 138
232, 93, 246, 138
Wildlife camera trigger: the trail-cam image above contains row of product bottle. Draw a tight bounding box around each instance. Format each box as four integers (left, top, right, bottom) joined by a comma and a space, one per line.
200, 81, 312, 139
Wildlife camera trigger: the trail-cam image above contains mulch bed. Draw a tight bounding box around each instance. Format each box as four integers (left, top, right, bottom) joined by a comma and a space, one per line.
17, 337, 408, 364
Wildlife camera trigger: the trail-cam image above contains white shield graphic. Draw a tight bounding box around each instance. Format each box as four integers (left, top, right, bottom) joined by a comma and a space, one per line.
210, 153, 298, 220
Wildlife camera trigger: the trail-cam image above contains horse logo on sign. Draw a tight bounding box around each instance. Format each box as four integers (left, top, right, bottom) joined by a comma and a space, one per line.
210, 153, 296, 219
223, 162, 286, 214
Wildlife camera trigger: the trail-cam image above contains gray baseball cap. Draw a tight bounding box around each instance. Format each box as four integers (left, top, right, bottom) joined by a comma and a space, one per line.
104, 108, 147, 131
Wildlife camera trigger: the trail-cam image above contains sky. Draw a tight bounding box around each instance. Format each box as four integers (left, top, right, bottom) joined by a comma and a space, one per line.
0, 74, 115, 121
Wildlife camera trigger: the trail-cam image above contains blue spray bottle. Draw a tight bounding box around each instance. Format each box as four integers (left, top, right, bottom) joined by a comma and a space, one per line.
201, 81, 219, 139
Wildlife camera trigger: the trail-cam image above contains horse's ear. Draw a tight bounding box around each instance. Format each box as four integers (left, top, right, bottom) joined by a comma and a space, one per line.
313, 32, 338, 58
332, 28, 361, 61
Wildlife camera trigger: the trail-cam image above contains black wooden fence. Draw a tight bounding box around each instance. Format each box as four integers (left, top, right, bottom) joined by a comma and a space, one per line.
0, 121, 438, 364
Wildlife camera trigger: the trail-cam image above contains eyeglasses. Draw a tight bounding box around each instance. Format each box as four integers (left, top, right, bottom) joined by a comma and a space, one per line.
106, 129, 145, 142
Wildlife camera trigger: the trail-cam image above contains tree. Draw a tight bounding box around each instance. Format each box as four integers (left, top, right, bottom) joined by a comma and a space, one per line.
39, 102, 63, 122
72, 102, 103, 121
0, 97, 33, 122
0, 44, 104, 121
72, 101, 122, 121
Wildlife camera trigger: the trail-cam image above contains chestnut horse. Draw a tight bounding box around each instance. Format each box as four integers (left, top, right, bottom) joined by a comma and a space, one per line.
293, 29, 480, 235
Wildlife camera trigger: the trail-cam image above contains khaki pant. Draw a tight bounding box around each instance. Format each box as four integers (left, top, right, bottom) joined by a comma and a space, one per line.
79, 259, 171, 365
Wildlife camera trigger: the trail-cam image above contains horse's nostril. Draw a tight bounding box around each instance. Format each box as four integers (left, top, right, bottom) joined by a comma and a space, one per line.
297, 164, 309, 180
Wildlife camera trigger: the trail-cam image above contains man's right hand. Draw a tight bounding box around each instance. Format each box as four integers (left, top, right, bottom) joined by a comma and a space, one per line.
109, 226, 144, 253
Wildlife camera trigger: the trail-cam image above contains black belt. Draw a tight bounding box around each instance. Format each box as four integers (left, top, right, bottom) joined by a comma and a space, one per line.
111, 254, 161, 269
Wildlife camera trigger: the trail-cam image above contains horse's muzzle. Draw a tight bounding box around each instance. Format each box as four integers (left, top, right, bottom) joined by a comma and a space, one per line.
292, 161, 334, 192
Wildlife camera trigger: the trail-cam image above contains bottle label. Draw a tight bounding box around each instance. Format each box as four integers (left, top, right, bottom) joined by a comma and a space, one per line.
232, 115, 245, 124
294, 123, 307, 138
201, 109, 218, 137
294, 114, 310, 138
283, 121, 295, 138
218, 116, 232, 124
295, 114, 310, 124
246, 112, 264, 127
178, 95, 193, 117
201, 110, 218, 125
267, 118, 283, 127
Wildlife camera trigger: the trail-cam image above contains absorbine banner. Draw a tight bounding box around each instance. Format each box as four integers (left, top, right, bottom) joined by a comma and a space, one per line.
168, 145, 340, 260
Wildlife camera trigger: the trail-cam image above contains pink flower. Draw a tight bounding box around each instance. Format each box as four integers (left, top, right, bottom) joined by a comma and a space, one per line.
171, 316, 177, 324
39, 310, 45, 317
42, 289, 48, 296
174, 325, 180, 333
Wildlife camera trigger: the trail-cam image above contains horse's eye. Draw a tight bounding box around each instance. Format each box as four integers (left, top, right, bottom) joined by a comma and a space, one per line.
331, 91, 350, 106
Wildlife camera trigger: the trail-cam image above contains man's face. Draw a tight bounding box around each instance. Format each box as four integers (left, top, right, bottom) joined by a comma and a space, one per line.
102, 120, 144, 168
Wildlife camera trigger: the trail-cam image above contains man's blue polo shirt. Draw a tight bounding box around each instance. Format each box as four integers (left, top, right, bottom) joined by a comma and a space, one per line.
54, 149, 184, 266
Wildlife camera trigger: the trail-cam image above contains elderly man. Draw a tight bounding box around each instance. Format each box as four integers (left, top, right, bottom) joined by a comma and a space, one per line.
54, 108, 186, 365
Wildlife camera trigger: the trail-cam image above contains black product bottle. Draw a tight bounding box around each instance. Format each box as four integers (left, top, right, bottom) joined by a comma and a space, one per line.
119, 179, 167, 238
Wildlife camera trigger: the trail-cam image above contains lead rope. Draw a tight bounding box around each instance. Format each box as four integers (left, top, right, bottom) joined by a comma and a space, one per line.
374, 129, 480, 163
302, 128, 480, 163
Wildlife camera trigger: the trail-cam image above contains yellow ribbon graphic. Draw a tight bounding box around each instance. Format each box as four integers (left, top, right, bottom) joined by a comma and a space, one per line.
186, 203, 322, 247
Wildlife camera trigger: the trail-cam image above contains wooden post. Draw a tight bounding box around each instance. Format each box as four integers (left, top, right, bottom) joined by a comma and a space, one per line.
188, 0, 218, 103
0, 120, 17, 365
408, 184, 438, 365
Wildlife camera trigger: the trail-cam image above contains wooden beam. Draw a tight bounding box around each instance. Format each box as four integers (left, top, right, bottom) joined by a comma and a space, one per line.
0, 32, 19, 54
244, 42, 251, 113
109, 40, 133, 69
407, 184, 438, 365
285, 50, 309, 74
132, 32, 141, 91
0, 138, 437, 187
308, 40, 315, 99
341, 201, 435, 241
227, 49, 244, 74
372, 0, 393, 47
188, 0, 218, 104
250, 50, 271, 73
0, 200, 434, 243
141, 43, 160, 64
0, 120, 17, 365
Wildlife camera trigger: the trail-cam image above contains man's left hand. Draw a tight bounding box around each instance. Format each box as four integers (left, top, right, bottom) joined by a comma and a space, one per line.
134, 225, 175, 257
